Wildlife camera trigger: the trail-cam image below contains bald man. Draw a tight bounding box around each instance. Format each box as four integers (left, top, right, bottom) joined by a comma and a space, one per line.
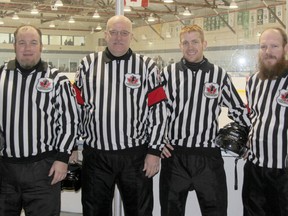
74, 15, 167, 216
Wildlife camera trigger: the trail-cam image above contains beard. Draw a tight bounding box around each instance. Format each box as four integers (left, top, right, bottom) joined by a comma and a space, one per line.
258, 54, 288, 80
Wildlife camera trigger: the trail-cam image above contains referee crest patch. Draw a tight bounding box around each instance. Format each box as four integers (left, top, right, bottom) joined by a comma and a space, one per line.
125, 74, 141, 89
277, 89, 288, 107
204, 82, 219, 99
37, 78, 54, 92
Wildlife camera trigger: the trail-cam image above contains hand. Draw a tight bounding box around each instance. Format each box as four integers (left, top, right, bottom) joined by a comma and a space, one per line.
48, 161, 68, 185
161, 143, 174, 158
242, 149, 250, 160
143, 154, 160, 178
69, 150, 78, 164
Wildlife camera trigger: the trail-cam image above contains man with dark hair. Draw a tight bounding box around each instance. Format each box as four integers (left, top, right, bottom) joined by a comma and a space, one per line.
243, 27, 288, 216
0, 25, 79, 216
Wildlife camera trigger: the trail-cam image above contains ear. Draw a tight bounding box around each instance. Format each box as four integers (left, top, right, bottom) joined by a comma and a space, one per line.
284, 44, 288, 60
284, 43, 288, 53
128, 32, 133, 42
203, 40, 207, 50
104, 31, 109, 42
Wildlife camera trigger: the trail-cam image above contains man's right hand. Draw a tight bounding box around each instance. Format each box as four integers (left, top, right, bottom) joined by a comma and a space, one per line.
161, 143, 174, 158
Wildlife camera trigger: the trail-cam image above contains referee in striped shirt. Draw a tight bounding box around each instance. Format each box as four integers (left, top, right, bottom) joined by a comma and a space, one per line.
243, 27, 288, 216
160, 25, 250, 216
73, 15, 167, 216
0, 25, 79, 216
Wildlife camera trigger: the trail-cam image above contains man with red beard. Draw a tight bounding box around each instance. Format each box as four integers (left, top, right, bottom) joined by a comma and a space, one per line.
243, 27, 288, 216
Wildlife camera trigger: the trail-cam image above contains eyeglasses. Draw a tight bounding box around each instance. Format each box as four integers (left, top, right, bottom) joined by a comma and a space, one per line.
108, 30, 131, 37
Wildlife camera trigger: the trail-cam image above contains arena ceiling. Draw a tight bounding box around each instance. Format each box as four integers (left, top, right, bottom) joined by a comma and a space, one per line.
0, 0, 285, 33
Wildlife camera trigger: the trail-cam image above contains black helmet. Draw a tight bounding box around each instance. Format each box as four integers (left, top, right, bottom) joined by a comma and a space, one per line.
61, 162, 82, 192
215, 122, 249, 159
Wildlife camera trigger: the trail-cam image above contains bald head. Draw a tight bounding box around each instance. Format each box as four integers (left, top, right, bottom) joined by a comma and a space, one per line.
105, 15, 133, 57
106, 15, 132, 33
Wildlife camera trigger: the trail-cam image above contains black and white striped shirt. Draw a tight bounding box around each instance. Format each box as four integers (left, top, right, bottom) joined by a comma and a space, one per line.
74, 48, 167, 155
246, 71, 288, 169
162, 58, 250, 156
0, 60, 79, 163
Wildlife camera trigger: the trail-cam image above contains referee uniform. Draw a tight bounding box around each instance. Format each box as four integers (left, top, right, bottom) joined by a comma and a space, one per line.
160, 58, 250, 216
243, 71, 288, 215
0, 59, 79, 215
74, 48, 167, 216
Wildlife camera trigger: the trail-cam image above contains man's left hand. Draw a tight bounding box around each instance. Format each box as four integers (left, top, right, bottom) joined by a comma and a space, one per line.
69, 150, 78, 164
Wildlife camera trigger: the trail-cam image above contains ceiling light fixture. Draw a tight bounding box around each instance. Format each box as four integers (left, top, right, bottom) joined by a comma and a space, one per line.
124, 6, 131, 12
147, 13, 155, 22
51, 5, 58, 10
92, 10, 100, 18
96, 23, 102, 30
49, 21, 55, 28
229, 0, 238, 9
141, 34, 147, 40
54, 0, 63, 7
12, 13, 19, 20
165, 32, 171, 38
163, 0, 174, 3
68, 16, 75, 23
183, 7, 192, 16
31, 5, 39, 15
0, 18, 4, 25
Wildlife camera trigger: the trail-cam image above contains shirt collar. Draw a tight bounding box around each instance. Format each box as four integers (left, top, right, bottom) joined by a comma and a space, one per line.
7, 59, 48, 73
180, 57, 209, 73
102, 47, 132, 63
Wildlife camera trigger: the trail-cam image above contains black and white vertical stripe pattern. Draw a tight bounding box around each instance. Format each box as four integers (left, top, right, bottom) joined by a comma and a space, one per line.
0, 60, 79, 159
162, 60, 250, 148
246, 72, 288, 169
75, 51, 167, 152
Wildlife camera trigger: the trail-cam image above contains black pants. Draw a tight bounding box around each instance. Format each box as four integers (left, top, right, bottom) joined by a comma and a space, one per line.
242, 161, 288, 216
160, 153, 227, 216
0, 158, 61, 216
81, 147, 153, 216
